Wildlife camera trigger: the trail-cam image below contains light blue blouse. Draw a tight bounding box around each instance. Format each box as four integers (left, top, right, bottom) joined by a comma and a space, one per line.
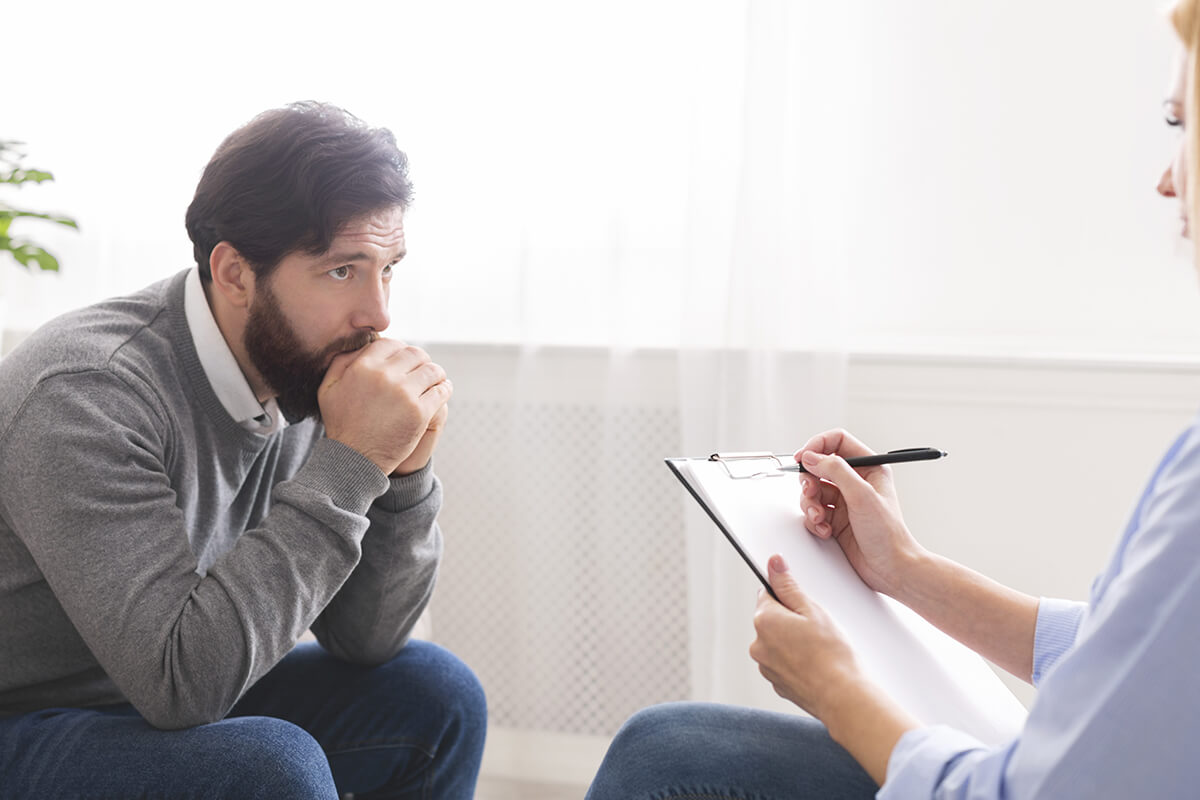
880, 421, 1200, 798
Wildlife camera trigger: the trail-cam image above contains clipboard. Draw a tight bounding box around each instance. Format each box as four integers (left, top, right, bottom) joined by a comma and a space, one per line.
667, 452, 794, 599
667, 452, 1028, 746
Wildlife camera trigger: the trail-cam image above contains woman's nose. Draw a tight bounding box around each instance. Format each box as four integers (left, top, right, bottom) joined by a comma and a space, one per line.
1158, 165, 1177, 198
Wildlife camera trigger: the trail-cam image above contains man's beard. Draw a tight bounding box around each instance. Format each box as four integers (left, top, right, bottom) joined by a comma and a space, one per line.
243, 279, 375, 422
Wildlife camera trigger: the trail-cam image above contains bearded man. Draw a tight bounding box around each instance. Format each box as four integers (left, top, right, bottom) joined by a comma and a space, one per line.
0, 102, 485, 799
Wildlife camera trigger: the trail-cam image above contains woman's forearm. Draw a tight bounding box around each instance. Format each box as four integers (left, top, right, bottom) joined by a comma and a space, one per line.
891, 549, 1040, 683
822, 678, 921, 786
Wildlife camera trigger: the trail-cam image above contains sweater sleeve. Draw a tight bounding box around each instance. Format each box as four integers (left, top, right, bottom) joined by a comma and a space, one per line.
0, 371, 388, 730
309, 460, 443, 664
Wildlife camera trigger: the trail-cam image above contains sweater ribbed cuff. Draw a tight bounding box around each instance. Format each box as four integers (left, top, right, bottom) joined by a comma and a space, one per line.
289, 438, 392, 514
378, 459, 436, 513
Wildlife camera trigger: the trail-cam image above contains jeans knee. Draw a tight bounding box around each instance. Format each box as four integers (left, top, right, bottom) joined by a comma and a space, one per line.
587, 704, 701, 799
609, 702, 693, 754
219, 717, 336, 799
406, 641, 488, 733
444, 655, 488, 733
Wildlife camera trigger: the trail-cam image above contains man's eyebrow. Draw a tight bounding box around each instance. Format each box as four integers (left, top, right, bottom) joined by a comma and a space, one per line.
316, 248, 406, 267
318, 250, 372, 266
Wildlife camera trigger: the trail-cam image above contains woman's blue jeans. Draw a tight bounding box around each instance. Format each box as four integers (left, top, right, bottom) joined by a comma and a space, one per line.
586, 702, 878, 800
0, 640, 486, 799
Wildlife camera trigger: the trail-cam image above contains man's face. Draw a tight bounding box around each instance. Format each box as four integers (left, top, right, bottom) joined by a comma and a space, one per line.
243, 206, 406, 420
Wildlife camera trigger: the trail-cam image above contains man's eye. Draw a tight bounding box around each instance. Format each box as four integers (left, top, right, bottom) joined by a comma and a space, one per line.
330, 266, 351, 280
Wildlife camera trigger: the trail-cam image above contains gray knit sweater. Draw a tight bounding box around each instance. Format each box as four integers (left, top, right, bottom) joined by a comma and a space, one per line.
0, 270, 442, 729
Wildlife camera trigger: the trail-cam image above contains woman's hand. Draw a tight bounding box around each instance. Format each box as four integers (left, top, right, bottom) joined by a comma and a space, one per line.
796, 429, 925, 598
798, 428, 1042, 683
750, 555, 919, 786
750, 555, 864, 718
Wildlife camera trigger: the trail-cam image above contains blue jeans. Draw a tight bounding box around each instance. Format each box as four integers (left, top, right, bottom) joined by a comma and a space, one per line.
0, 640, 486, 799
586, 702, 878, 800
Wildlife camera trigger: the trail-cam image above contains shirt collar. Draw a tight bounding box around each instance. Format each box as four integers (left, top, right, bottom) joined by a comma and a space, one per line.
183, 268, 285, 434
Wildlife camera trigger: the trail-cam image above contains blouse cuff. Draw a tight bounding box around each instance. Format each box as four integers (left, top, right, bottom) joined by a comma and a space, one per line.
1032, 597, 1087, 686
879, 726, 988, 798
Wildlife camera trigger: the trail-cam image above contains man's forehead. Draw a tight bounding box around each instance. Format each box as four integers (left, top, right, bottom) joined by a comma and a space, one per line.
337, 206, 406, 248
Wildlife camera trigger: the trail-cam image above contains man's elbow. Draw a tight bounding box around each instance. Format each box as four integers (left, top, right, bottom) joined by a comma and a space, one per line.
340, 636, 409, 667
316, 629, 410, 667
132, 692, 232, 730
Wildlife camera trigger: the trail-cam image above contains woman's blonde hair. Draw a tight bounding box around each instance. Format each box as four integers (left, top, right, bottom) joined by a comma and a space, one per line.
1174, 0, 1200, 243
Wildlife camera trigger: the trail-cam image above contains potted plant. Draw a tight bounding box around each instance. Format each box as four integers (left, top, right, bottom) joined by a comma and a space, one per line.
1, 140, 78, 271
0, 140, 78, 352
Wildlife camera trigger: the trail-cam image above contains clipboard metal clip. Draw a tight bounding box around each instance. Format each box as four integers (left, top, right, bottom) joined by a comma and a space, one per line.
709, 452, 789, 480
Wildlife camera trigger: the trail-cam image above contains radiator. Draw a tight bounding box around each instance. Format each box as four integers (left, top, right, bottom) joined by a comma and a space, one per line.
429, 353, 691, 737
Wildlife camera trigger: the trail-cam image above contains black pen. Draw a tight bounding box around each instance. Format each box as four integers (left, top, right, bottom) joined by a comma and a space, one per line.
779, 447, 947, 474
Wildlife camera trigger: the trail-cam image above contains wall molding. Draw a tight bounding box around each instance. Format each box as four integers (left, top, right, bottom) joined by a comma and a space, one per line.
849, 352, 1200, 415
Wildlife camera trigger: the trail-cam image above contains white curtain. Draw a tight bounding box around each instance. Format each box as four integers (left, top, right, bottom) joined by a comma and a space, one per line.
678, 0, 851, 709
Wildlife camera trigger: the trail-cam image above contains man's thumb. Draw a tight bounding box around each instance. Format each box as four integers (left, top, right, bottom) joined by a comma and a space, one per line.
767, 555, 808, 613
320, 348, 365, 391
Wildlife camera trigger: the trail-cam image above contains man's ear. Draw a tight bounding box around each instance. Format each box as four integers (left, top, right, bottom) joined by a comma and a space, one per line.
208, 242, 257, 309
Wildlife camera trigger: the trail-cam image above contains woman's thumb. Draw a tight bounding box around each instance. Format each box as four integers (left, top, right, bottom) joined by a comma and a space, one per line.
767, 555, 809, 613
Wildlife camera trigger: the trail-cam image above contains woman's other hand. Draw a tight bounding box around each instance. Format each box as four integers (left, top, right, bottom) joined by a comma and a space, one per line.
750, 555, 864, 718
750, 555, 919, 785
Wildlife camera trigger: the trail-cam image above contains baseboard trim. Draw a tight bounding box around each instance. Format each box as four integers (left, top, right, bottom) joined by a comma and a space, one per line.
480, 726, 610, 786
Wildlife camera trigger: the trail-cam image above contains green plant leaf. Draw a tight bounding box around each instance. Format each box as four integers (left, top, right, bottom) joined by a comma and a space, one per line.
3, 242, 60, 272
0, 168, 54, 185
0, 209, 78, 229
0, 137, 76, 270
31, 249, 60, 272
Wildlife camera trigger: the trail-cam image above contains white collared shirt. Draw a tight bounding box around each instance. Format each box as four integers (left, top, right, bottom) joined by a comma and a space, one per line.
183, 268, 286, 435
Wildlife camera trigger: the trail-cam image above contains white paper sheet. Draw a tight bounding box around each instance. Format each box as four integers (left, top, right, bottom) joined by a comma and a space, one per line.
670, 457, 1028, 746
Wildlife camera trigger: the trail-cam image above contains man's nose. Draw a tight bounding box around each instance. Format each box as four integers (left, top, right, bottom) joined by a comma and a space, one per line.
1158, 165, 1177, 198
353, 280, 391, 332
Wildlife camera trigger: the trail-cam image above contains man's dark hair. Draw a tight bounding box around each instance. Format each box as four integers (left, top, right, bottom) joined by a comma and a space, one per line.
185, 101, 413, 280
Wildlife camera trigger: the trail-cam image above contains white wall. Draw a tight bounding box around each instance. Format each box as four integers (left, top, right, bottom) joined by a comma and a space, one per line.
840, 0, 1200, 357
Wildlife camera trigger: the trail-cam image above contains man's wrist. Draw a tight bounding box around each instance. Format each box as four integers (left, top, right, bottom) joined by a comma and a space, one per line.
391, 456, 431, 477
